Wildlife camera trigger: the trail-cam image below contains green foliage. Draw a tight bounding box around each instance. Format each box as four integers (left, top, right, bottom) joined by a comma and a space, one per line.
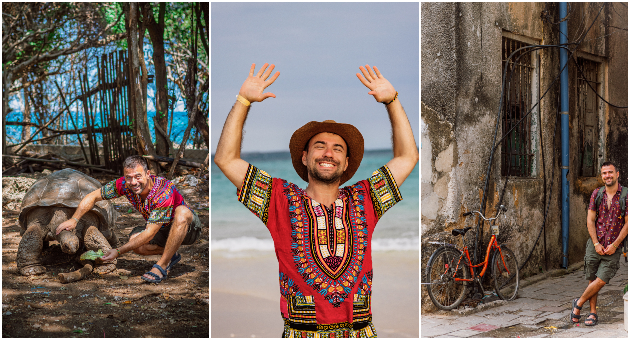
100, 3, 126, 49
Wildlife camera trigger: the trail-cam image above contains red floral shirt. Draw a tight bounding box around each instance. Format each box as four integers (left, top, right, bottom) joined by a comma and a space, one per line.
101, 175, 189, 229
237, 164, 401, 337
588, 184, 628, 248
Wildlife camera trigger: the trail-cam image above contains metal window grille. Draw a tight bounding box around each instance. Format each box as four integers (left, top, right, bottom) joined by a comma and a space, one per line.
501, 37, 535, 177
576, 58, 600, 177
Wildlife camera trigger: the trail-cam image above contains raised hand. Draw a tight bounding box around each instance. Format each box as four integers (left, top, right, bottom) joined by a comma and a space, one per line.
356, 65, 397, 103
239, 63, 280, 103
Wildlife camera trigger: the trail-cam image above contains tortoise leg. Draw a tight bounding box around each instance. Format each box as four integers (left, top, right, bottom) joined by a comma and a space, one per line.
17, 221, 46, 276
50, 209, 80, 254
83, 224, 117, 274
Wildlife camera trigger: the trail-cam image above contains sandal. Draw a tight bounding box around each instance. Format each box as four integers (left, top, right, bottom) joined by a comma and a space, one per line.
166, 252, 181, 271
585, 313, 598, 326
141, 264, 168, 283
570, 298, 583, 323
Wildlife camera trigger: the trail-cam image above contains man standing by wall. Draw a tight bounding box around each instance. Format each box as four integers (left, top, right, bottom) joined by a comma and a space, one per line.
214, 63, 418, 337
571, 162, 628, 326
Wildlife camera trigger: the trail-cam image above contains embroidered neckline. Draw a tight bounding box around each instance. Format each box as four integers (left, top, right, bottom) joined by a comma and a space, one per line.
284, 182, 368, 307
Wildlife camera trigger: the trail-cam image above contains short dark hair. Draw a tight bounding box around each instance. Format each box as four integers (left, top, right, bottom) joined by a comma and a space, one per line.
601, 161, 618, 173
123, 155, 149, 173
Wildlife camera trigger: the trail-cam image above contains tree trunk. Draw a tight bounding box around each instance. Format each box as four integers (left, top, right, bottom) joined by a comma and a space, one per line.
125, 2, 159, 174
193, 112, 209, 149
2, 67, 12, 155
21, 76, 32, 143
143, 2, 169, 157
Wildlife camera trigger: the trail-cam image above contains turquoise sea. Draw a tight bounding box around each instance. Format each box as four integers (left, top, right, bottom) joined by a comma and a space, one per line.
210, 149, 419, 253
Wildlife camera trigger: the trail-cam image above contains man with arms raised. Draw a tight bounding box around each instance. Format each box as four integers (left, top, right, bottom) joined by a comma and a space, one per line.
56, 155, 202, 283
570, 162, 628, 326
214, 63, 418, 337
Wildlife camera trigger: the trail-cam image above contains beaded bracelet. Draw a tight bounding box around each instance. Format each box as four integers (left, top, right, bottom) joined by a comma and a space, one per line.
384, 92, 398, 105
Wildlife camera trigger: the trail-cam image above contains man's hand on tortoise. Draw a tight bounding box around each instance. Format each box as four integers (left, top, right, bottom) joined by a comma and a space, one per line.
356, 65, 396, 103
56, 219, 76, 235
239, 63, 280, 103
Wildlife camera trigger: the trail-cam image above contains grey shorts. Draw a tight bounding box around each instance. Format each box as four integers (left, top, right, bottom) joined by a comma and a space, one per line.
129, 209, 201, 248
584, 238, 622, 284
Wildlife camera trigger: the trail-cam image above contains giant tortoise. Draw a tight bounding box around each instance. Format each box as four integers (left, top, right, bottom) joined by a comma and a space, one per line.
17, 168, 119, 277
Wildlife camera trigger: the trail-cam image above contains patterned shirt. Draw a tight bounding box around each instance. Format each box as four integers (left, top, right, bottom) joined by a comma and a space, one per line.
588, 184, 628, 248
101, 175, 190, 229
237, 164, 402, 338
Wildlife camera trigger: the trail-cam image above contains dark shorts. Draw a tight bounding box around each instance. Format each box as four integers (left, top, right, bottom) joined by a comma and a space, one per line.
584, 238, 622, 284
129, 209, 201, 248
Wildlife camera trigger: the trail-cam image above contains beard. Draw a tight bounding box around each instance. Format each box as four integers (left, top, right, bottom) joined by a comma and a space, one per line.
307, 157, 344, 184
604, 177, 618, 187
130, 182, 145, 194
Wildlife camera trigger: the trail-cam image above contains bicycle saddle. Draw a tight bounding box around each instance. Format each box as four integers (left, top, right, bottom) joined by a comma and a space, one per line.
451, 227, 472, 237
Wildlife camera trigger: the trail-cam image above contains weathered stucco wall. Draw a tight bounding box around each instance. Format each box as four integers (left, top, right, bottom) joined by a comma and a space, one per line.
421, 2, 627, 313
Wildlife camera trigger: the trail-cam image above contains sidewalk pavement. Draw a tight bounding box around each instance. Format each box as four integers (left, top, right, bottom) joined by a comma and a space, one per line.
422, 254, 628, 338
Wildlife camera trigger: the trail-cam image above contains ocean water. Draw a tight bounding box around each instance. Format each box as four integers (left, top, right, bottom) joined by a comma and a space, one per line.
211, 149, 419, 253
5, 110, 201, 147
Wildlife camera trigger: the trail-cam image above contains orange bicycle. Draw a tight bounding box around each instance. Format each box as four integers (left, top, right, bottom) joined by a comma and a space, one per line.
425, 205, 519, 310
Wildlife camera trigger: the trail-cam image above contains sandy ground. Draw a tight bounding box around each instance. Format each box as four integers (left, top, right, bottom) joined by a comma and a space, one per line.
2, 171, 209, 337
211, 250, 419, 338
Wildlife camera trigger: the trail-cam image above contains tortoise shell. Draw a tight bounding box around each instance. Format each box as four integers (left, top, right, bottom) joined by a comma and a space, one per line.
18, 168, 118, 231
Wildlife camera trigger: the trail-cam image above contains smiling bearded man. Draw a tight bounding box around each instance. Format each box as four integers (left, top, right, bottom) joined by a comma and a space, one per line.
56, 155, 202, 283
214, 63, 418, 337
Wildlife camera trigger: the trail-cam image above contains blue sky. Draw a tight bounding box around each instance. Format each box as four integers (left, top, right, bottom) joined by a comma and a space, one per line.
211, 2, 419, 153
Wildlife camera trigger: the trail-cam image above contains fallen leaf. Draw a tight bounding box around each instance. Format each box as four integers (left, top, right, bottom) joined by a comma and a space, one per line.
119, 276, 129, 280
543, 326, 557, 330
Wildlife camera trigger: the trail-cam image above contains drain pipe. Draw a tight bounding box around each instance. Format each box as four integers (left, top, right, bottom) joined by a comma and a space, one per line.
560, 2, 570, 269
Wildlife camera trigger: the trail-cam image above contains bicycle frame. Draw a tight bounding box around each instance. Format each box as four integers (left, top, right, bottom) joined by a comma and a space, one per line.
451, 235, 511, 282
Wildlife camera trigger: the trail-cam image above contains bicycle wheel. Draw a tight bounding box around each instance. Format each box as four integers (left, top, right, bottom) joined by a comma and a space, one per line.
491, 245, 519, 301
426, 246, 470, 310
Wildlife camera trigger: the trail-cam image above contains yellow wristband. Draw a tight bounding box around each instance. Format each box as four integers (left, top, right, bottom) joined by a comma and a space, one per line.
612, 243, 618, 249
236, 94, 251, 107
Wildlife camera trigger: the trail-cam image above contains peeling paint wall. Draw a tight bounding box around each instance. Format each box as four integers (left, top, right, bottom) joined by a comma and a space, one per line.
421, 2, 627, 313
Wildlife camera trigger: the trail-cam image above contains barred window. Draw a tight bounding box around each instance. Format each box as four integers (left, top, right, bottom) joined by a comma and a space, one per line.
501, 37, 537, 177
576, 58, 600, 177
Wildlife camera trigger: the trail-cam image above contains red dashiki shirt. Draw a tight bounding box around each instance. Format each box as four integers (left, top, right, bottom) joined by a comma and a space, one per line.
237, 164, 402, 338
101, 175, 190, 229
588, 184, 628, 249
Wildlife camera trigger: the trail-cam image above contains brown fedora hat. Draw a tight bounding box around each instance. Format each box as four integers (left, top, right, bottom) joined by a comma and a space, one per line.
289, 120, 364, 185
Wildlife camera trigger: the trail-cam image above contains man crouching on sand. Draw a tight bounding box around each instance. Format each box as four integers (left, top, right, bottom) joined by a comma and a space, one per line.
214, 63, 418, 337
56, 155, 202, 284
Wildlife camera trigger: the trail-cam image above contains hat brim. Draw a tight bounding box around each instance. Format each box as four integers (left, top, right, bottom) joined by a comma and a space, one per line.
289, 121, 364, 185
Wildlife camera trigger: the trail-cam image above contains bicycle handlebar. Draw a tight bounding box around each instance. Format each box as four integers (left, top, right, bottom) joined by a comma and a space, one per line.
462, 205, 507, 222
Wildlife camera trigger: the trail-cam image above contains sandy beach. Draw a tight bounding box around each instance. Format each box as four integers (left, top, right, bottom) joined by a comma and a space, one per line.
211, 250, 419, 338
